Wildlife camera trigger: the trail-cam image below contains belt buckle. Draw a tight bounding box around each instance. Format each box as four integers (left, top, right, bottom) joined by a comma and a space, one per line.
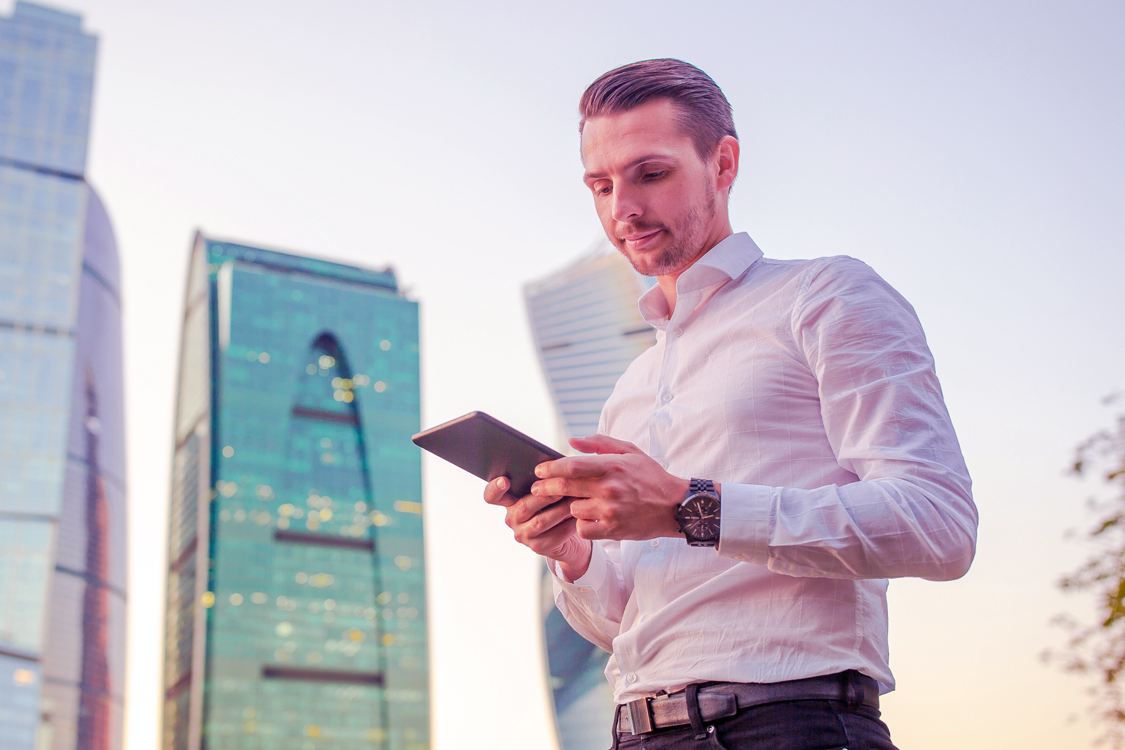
625, 696, 654, 735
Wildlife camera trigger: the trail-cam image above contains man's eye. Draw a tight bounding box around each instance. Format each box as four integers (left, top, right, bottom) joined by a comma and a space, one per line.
643, 171, 666, 180
596, 185, 612, 196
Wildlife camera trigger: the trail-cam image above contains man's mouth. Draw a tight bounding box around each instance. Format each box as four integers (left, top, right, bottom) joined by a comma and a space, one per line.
619, 228, 663, 250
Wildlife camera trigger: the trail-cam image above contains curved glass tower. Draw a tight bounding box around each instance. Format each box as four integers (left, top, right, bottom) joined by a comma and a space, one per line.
162, 234, 427, 750
0, 5, 126, 750
524, 243, 656, 750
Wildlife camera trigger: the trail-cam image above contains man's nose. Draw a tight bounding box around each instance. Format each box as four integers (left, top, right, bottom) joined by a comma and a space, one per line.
611, 184, 642, 223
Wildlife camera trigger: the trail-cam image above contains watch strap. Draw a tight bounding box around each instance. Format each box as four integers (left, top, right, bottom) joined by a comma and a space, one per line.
689, 478, 716, 495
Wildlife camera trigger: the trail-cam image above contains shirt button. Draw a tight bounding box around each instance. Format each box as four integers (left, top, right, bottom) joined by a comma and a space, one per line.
650, 539, 659, 547
627, 673, 638, 683
674, 328, 683, 336
662, 393, 672, 402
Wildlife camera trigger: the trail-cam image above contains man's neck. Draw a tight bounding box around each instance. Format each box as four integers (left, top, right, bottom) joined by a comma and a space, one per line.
655, 225, 734, 317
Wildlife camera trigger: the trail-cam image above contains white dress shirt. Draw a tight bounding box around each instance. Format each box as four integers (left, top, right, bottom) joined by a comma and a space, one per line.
552, 232, 976, 703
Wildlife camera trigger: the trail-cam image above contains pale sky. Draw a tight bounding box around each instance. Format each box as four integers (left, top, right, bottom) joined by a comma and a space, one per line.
16, 1, 1125, 748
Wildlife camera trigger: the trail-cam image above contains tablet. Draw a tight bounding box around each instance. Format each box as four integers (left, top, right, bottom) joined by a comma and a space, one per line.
411, 411, 563, 498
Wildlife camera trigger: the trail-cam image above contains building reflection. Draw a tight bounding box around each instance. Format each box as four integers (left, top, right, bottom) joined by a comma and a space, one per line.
0, 4, 126, 749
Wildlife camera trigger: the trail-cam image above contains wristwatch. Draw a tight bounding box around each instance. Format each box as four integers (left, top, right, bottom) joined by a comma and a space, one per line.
674, 478, 721, 547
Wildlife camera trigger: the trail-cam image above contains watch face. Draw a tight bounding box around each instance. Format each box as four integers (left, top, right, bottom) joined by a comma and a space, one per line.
679, 493, 721, 541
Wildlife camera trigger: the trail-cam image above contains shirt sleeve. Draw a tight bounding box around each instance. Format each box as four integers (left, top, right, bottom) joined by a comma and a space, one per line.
549, 540, 628, 652
717, 257, 978, 581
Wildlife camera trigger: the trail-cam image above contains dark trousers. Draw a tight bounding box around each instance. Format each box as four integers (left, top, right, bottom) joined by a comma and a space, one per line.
610, 698, 899, 750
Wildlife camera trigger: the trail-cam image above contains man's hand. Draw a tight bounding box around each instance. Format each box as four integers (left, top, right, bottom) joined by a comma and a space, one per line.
483, 475, 593, 580
531, 435, 690, 542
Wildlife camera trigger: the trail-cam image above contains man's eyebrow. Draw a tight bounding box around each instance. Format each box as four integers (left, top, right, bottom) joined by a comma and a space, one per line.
583, 153, 676, 183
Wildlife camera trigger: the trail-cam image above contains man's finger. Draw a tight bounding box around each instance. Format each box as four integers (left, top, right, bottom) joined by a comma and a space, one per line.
508, 491, 567, 525
524, 516, 579, 557
534, 454, 612, 480
575, 517, 609, 541
531, 475, 604, 499
517, 499, 574, 540
483, 476, 517, 507
568, 497, 598, 519
569, 434, 644, 456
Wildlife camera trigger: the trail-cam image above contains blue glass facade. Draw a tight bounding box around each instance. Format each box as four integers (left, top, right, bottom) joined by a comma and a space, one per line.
163, 234, 427, 750
0, 2, 96, 177
0, 4, 125, 750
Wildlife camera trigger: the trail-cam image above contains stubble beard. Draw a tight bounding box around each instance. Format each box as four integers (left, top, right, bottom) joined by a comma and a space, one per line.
613, 189, 717, 278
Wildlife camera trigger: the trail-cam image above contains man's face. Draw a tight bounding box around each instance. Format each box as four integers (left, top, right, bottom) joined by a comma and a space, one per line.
581, 98, 724, 277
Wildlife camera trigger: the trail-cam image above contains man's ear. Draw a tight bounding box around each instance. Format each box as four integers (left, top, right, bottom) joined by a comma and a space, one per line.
715, 136, 740, 193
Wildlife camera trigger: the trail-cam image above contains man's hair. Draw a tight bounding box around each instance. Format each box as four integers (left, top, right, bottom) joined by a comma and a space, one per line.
579, 58, 738, 160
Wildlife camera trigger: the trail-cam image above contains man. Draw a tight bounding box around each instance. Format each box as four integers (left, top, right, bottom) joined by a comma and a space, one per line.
485, 59, 976, 749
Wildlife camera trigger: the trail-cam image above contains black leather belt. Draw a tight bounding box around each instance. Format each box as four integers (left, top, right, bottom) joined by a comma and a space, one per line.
616, 671, 880, 735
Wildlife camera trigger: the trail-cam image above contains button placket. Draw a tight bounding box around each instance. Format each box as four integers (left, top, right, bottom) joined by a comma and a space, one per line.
650, 320, 679, 460
657, 334, 677, 406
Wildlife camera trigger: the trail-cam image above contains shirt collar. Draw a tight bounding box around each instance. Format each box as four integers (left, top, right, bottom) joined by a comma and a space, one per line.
638, 232, 764, 327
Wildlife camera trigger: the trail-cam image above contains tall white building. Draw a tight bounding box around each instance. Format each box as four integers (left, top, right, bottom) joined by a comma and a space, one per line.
524, 241, 655, 750
525, 241, 656, 445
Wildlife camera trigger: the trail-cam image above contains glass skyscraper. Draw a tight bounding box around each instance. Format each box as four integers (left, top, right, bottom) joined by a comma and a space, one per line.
162, 233, 427, 750
524, 243, 656, 750
1, 4, 125, 750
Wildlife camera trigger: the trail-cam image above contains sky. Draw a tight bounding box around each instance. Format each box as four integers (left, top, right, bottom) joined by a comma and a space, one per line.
13, 0, 1125, 748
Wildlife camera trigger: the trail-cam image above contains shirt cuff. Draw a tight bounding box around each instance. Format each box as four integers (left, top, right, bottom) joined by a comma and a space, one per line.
717, 482, 773, 565
550, 542, 608, 590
